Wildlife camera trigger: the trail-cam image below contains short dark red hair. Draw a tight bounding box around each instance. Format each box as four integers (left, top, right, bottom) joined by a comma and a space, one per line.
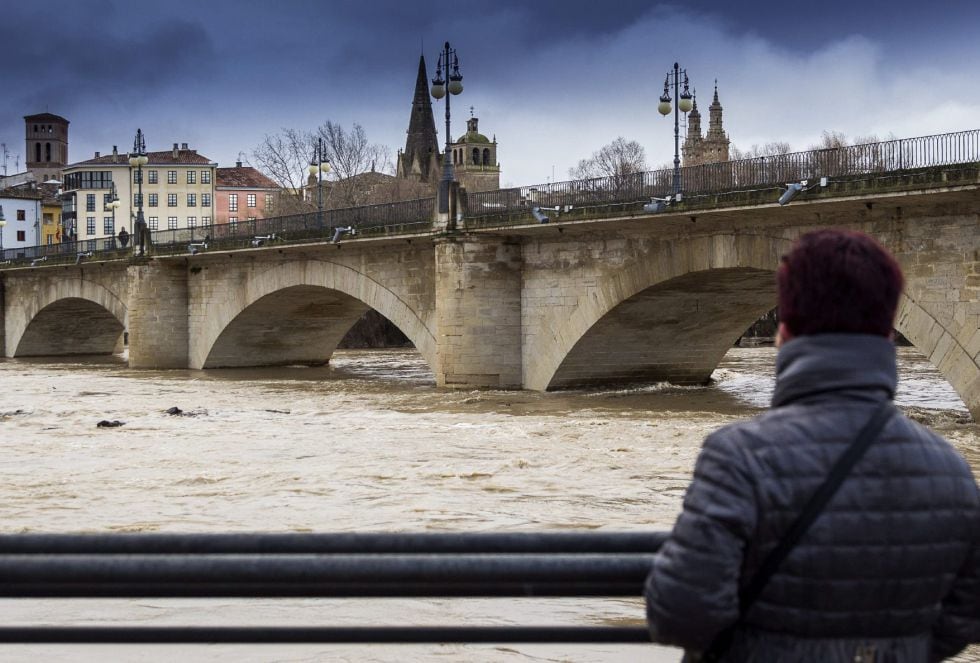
777, 229, 904, 337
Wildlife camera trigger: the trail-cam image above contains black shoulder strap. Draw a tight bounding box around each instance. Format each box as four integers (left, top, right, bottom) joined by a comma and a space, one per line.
700, 400, 897, 661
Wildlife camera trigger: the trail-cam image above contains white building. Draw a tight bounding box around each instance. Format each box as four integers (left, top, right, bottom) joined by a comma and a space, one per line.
61, 142, 217, 247
0, 186, 41, 258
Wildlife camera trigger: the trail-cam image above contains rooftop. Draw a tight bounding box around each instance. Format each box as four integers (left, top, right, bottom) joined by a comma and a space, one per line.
216, 165, 279, 189
68, 147, 215, 168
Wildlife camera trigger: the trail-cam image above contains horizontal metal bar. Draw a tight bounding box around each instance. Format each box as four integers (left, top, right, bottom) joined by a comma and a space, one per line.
0, 531, 667, 554
0, 554, 655, 597
0, 626, 651, 644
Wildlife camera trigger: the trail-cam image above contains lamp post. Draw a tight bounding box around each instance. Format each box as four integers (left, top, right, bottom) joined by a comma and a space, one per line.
107, 181, 121, 246
0, 205, 6, 257
430, 41, 463, 221
308, 137, 331, 230
129, 129, 148, 256
657, 62, 694, 198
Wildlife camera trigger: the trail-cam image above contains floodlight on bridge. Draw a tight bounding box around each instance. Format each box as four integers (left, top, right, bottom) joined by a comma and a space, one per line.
531, 206, 572, 224
251, 234, 276, 247
643, 197, 671, 214
75, 251, 93, 265
188, 242, 209, 255
30, 256, 47, 267
332, 226, 356, 243
778, 177, 829, 206
531, 207, 551, 224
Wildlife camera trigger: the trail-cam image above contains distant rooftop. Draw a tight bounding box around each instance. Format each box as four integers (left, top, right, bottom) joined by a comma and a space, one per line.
217, 164, 279, 189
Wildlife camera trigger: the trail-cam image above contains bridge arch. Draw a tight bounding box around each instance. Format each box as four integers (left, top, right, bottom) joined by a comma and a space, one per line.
192, 260, 437, 372
8, 278, 128, 357
526, 233, 789, 391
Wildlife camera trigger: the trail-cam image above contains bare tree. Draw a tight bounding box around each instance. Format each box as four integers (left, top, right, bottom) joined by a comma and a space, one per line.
251, 128, 314, 198
316, 122, 394, 208
730, 141, 792, 160
569, 137, 648, 180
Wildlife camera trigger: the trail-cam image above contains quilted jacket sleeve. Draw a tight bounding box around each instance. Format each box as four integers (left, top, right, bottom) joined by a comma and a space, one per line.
930, 494, 980, 662
645, 427, 758, 651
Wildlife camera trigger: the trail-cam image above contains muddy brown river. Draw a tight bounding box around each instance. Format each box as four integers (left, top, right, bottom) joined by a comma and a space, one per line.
0, 346, 976, 662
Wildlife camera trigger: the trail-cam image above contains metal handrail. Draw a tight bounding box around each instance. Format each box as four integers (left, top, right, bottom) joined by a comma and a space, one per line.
0, 531, 665, 644
3, 128, 977, 267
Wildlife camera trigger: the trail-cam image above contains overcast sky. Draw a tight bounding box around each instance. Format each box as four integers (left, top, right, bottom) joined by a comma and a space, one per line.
3, 0, 979, 187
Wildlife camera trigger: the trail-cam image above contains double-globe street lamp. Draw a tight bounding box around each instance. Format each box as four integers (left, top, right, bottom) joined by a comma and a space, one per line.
0, 205, 6, 257
657, 62, 694, 198
106, 181, 121, 247
129, 129, 149, 256
309, 137, 331, 230
430, 41, 463, 222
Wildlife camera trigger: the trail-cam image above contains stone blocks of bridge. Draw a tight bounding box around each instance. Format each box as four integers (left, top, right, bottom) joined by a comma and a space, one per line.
128, 261, 189, 368
435, 236, 522, 388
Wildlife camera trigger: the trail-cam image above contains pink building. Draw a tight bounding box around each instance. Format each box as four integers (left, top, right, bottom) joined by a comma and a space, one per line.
215, 162, 280, 225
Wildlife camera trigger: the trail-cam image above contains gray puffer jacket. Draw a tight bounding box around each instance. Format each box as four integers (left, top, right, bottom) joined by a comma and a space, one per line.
645, 334, 980, 662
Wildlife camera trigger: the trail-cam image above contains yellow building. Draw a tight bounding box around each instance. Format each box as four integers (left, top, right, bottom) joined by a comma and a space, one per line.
61, 142, 216, 248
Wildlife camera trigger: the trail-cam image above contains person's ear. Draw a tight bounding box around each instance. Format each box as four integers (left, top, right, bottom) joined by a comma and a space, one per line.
776, 322, 794, 348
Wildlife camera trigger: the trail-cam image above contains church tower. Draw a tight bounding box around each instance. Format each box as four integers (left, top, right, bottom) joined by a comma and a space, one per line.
395, 55, 442, 184
681, 83, 730, 166
24, 112, 69, 183
448, 112, 500, 193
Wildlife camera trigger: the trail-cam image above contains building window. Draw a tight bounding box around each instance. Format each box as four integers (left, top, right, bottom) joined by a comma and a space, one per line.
247, 193, 256, 208
265, 194, 273, 211
47, 235, 53, 246
228, 194, 238, 212
483, 148, 491, 165
103, 217, 114, 235
201, 170, 211, 184
103, 193, 113, 209
17, 209, 26, 221
167, 193, 177, 207
187, 170, 196, 184
149, 193, 158, 207
86, 217, 95, 235
167, 170, 177, 184
133, 170, 142, 184
202, 193, 211, 207
86, 194, 96, 212
148, 216, 159, 230
103, 239, 115, 250
187, 216, 197, 228
187, 193, 196, 207
17, 230, 26, 242
134, 193, 143, 207
247, 216, 256, 221
168, 216, 178, 230
148, 170, 158, 184
229, 217, 238, 227
201, 216, 211, 226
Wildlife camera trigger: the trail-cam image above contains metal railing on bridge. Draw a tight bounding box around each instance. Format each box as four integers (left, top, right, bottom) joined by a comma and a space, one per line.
0, 531, 666, 644
1, 129, 977, 269
466, 128, 980, 218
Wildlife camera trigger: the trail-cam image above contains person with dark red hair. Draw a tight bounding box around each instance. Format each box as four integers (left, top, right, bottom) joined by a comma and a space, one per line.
645, 229, 979, 661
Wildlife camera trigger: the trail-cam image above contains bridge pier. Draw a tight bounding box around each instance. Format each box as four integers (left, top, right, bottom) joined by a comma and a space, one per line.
127, 261, 189, 368
435, 235, 522, 388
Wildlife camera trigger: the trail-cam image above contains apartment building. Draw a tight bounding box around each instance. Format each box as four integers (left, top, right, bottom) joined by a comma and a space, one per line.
61, 143, 216, 247
215, 161, 280, 225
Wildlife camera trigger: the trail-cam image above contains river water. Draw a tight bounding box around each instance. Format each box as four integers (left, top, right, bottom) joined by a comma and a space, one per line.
0, 346, 976, 662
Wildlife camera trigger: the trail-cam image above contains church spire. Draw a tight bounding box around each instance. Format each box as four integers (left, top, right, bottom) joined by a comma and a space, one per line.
397, 54, 441, 183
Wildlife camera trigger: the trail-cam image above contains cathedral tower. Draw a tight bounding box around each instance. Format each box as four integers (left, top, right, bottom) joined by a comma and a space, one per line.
396, 55, 442, 184
24, 112, 69, 183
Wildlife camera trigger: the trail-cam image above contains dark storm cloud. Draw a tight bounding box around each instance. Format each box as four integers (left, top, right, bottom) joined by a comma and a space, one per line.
2, 0, 979, 184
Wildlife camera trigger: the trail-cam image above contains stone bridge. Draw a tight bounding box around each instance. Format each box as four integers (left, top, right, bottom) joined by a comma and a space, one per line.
1, 165, 978, 418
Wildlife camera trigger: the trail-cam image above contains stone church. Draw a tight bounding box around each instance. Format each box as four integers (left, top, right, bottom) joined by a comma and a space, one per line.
681, 84, 730, 166
395, 55, 500, 194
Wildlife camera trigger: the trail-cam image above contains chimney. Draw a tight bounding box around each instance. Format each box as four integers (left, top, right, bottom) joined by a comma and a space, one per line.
181, 142, 188, 150
112, 145, 118, 156
94, 151, 100, 158
173, 143, 179, 159
236, 161, 242, 168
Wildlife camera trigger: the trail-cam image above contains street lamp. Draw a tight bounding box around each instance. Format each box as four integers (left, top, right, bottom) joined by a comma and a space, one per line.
308, 137, 331, 230
430, 41, 463, 221
0, 205, 6, 257
129, 129, 149, 256
657, 62, 694, 198
106, 181, 121, 246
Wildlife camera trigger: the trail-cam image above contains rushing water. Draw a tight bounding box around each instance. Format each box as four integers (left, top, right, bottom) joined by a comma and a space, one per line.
0, 346, 976, 662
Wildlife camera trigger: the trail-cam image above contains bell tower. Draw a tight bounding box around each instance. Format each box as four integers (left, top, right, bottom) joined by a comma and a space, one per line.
24, 112, 69, 182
